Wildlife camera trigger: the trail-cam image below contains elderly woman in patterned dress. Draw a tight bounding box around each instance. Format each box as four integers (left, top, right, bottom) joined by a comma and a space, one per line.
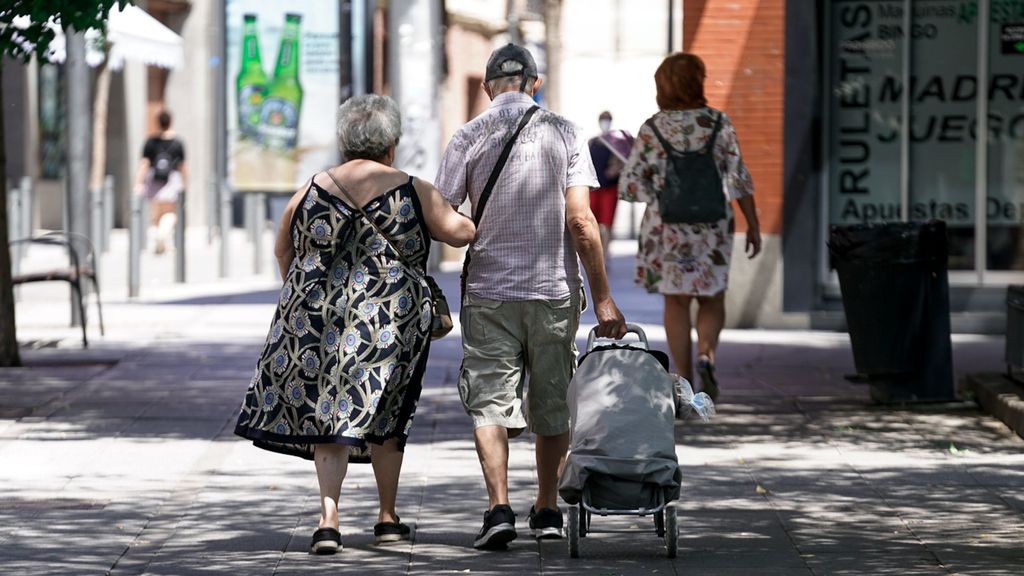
618, 53, 762, 402
234, 95, 475, 554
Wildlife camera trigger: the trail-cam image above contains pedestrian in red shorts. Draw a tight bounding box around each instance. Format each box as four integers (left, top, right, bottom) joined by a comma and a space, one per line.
588, 111, 634, 258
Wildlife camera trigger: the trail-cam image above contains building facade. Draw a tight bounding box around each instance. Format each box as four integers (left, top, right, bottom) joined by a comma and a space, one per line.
4, 0, 1017, 331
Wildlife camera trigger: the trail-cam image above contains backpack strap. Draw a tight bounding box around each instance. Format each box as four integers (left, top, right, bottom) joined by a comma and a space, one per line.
645, 112, 723, 154
643, 117, 675, 153
703, 112, 723, 153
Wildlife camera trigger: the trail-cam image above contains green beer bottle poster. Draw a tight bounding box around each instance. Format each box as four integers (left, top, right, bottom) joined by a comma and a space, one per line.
259, 13, 303, 150
236, 14, 267, 140
227, 1, 338, 192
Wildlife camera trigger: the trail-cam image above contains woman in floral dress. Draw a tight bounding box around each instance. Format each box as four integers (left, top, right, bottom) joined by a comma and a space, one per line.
618, 53, 761, 402
235, 95, 474, 554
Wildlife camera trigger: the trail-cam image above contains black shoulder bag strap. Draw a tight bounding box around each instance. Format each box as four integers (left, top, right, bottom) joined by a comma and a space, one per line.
460, 104, 540, 298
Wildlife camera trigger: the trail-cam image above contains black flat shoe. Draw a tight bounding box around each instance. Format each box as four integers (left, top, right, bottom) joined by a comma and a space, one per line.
310, 527, 342, 555
374, 518, 412, 544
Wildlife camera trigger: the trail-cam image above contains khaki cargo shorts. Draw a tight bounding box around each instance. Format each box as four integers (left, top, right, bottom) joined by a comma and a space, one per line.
458, 292, 581, 437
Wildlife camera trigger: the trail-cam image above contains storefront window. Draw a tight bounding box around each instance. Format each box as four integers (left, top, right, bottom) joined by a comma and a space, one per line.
908, 2, 977, 270
38, 63, 65, 180
828, 0, 1024, 276
987, 1, 1024, 270
828, 1, 904, 228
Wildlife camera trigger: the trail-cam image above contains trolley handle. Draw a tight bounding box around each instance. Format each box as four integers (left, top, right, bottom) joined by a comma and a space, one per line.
586, 323, 648, 352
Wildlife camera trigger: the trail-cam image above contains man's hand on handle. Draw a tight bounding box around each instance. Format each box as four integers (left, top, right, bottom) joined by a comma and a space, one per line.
593, 297, 627, 339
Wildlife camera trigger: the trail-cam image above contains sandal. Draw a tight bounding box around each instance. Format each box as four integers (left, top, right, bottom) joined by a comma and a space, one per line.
374, 517, 412, 544
697, 355, 719, 402
310, 527, 342, 555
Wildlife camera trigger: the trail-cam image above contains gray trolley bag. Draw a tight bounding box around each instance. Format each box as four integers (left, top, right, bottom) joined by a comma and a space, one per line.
558, 324, 682, 558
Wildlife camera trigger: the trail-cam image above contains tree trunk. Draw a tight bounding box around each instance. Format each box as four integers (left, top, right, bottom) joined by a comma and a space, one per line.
89, 59, 111, 192
0, 62, 23, 367
544, 0, 562, 114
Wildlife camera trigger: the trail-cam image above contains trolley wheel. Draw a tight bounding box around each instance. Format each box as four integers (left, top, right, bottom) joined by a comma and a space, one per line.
568, 505, 581, 558
664, 505, 678, 558
655, 509, 665, 537
579, 503, 588, 537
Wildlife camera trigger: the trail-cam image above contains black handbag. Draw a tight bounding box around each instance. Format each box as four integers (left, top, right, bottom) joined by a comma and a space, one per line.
326, 171, 453, 340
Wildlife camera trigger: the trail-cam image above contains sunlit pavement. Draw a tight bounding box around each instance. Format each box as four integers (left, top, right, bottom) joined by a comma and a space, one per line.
1, 238, 1018, 575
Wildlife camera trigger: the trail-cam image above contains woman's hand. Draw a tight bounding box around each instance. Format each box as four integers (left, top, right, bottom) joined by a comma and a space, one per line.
745, 225, 762, 258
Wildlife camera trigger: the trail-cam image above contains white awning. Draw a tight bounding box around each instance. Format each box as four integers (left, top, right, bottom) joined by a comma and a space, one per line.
106, 4, 184, 70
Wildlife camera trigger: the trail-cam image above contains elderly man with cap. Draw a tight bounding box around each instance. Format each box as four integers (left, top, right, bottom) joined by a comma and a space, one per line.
435, 43, 627, 550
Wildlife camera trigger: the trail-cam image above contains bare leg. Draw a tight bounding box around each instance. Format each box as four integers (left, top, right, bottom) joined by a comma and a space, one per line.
474, 425, 510, 510
314, 444, 350, 529
664, 294, 694, 382
534, 432, 569, 510
695, 293, 726, 361
370, 438, 403, 524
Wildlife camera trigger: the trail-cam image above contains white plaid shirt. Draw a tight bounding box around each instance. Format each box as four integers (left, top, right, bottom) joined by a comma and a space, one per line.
435, 92, 599, 301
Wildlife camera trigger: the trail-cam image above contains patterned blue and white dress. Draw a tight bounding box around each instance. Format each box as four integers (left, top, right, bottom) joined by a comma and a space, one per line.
235, 175, 433, 462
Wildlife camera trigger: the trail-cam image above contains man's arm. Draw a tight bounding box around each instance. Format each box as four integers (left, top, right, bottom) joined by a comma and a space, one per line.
565, 185, 626, 339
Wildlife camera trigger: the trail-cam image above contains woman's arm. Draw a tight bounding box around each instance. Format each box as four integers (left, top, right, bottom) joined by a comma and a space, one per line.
274, 183, 309, 279
413, 177, 475, 247
736, 195, 761, 258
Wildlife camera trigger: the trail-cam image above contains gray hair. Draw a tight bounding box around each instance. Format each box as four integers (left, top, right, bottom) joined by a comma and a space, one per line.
336, 94, 402, 161
485, 75, 524, 94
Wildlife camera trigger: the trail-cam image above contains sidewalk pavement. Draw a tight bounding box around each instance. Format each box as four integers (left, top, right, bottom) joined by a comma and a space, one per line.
2, 236, 1020, 575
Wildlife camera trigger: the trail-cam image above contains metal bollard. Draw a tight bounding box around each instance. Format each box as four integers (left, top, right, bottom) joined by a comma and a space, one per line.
140, 195, 149, 249
252, 193, 265, 275
7, 185, 22, 279
219, 182, 232, 278
174, 193, 186, 283
128, 193, 142, 298
207, 177, 218, 245
90, 186, 103, 257
19, 176, 32, 238
102, 175, 114, 253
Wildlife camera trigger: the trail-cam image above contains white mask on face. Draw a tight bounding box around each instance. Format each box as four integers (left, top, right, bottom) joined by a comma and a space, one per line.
599, 119, 612, 132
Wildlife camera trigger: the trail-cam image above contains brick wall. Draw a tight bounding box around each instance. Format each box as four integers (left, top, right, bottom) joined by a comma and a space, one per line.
683, 0, 785, 235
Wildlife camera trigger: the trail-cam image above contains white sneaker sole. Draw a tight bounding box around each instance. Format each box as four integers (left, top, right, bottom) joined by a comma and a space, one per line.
473, 523, 517, 549
311, 540, 340, 554
531, 526, 563, 539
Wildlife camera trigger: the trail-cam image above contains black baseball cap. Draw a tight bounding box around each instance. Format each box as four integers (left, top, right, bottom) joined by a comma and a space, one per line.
484, 43, 539, 82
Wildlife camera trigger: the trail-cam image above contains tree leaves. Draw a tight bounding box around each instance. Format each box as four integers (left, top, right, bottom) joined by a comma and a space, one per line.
0, 0, 133, 62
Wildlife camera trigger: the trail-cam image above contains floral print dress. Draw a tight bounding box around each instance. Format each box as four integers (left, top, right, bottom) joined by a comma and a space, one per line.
618, 107, 754, 296
234, 176, 433, 462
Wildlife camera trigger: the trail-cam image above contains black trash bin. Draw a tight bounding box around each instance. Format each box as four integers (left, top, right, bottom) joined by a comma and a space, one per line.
1007, 285, 1024, 377
829, 220, 954, 403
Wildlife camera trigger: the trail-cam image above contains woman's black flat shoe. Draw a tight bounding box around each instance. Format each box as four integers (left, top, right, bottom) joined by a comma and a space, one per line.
310, 527, 342, 554
374, 519, 411, 544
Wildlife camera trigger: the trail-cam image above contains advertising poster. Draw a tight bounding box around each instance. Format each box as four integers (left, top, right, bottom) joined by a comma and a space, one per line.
226, 0, 340, 192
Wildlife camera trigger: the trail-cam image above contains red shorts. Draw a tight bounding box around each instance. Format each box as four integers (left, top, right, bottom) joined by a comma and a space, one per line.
590, 185, 618, 227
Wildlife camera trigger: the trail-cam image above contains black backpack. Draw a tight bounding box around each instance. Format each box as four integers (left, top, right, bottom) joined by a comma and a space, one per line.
151, 142, 178, 183
644, 113, 726, 224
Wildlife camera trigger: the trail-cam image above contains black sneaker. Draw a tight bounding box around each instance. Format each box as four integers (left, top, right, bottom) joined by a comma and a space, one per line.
528, 506, 563, 539
374, 518, 411, 544
474, 504, 517, 550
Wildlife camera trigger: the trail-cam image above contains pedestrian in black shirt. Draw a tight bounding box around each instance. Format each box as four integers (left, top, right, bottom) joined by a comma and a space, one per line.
133, 111, 186, 254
